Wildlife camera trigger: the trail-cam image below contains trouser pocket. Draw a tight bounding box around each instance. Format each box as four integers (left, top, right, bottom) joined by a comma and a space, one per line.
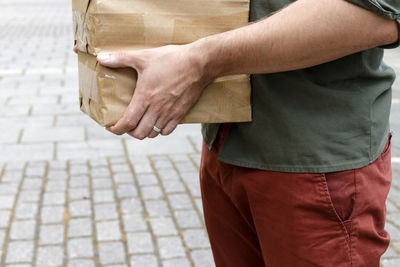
323, 169, 356, 223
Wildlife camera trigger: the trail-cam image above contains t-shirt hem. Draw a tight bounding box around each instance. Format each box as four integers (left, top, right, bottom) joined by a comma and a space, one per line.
217, 156, 378, 173
217, 137, 388, 173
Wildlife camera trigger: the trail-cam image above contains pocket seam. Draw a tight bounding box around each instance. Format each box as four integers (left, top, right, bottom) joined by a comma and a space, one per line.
318, 174, 353, 260
380, 132, 392, 159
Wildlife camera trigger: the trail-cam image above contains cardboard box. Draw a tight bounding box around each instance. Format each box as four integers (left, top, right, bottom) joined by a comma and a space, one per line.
73, 0, 252, 126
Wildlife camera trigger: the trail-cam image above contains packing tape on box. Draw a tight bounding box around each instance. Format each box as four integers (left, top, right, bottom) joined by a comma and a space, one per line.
73, 0, 249, 55
78, 60, 98, 113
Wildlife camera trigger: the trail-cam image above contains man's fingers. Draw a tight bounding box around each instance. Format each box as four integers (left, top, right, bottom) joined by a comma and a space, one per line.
147, 116, 170, 138
108, 97, 148, 135
161, 120, 179, 136
97, 51, 137, 68
73, 47, 78, 54
128, 110, 159, 140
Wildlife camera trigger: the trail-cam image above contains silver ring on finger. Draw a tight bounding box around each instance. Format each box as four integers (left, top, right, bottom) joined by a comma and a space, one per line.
152, 125, 163, 133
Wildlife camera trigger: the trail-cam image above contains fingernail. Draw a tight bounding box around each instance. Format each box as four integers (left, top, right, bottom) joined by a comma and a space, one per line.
97, 53, 111, 62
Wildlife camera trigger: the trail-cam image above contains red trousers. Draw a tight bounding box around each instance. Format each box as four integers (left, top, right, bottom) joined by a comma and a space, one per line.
200, 124, 392, 267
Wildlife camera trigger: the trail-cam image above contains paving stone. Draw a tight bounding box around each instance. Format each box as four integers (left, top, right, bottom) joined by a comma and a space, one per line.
111, 164, 131, 173
94, 203, 118, 221
46, 180, 67, 192
69, 175, 89, 188
18, 190, 40, 203
67, 259, 95, 267
0, 183, 18, 195
90, 167, 110, 178
68, 238, 94, 258
0, 210, 11, 227
68, 218, 92, 238
58, 140, 125, 161
96, 220, 122, 241
35, 245, 64, 267
133, 162, 154, 174
14, 202, 38, 219
41, 205, 65, 224
136, 173, 158, 186
141, 186, 163, 200
126, 136, 195, 156
189, 154, 201, 167
195, 198, 204, 215
5, 241, 34, 263
1, 170, 23, 183
127, 232, 154, 254
182, 229, 210, 249
39, 224, 64, 245
381, 259, 400, 267
114, 172, 134, 184
150, 217, 178, 236
22, 127, 85, 143
3, 264, 32, 267
88, 159, 108, 168
174, 210, 203, 229
91, 178, 113, 189
69, 200, 91, 217
22, 178, 43, 190
162, 258, 191, 267
98, 242, 125, 265
93, 189, 114, 203
122, 214, 148, 232
153, 159, 174, 170
168, 194, 193, 210
386, 201, 398, 213
162, 180, 186, 194
31, 103, 78, 116
43, 192, 65, 205
10, 220, 36, 240
382, 244, 398, 258
130, 255, 158, 267
48, 161, 67, 170
120, 198, 143, 214
145, 200, 171, 217
69, 187, 90, 201
0, 143, 53, 162
388, 213, 400, 227
191, 249, 216, 267
0, 195, 15, 209
25, 166, 46, 177
116, 184, 138, 199
157, 236, 186, 259
180, 172, 199, 184
187, 182, 202, 198
69, 165, 89, 176
47, 169, 68, 180
0, 229, 6, 251
175, 162, 197, 173
0, 127, 20, 144
157, 169, 180, 181
169, 154, 190, 163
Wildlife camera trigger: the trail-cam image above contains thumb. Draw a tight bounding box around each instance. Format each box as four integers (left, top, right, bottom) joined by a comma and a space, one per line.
97, 51, 133, 68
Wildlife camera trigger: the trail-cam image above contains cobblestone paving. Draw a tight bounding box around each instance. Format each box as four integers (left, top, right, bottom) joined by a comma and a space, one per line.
0, 0, 399, 266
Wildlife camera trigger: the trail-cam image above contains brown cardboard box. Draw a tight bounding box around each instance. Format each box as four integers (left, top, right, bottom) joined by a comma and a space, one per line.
73, 0, 252, 127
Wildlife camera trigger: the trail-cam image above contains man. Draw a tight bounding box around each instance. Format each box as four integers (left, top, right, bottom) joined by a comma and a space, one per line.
96, 0, 400, 266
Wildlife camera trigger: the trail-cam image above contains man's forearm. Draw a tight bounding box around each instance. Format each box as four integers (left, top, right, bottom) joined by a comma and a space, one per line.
191, 0, 399, 78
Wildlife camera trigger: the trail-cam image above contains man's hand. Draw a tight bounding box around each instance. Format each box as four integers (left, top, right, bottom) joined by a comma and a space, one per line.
97, 45, 213, 139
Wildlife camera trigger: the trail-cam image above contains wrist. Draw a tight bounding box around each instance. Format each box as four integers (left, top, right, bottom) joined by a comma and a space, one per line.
186, 37, 223, 82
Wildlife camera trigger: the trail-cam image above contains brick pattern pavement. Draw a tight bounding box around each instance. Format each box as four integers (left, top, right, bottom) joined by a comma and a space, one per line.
0, 0, 399, 266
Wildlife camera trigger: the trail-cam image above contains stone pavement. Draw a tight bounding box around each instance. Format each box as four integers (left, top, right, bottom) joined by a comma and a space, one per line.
0, 0, 399, 266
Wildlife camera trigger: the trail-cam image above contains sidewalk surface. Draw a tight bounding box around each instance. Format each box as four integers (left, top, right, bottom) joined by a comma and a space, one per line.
0, 0, 399, 266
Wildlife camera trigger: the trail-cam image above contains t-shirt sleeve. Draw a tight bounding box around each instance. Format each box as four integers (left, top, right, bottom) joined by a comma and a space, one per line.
345, 0, 400, 48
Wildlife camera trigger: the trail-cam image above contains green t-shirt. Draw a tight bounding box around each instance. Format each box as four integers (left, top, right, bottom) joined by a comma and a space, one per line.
201, 0, 400, 173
